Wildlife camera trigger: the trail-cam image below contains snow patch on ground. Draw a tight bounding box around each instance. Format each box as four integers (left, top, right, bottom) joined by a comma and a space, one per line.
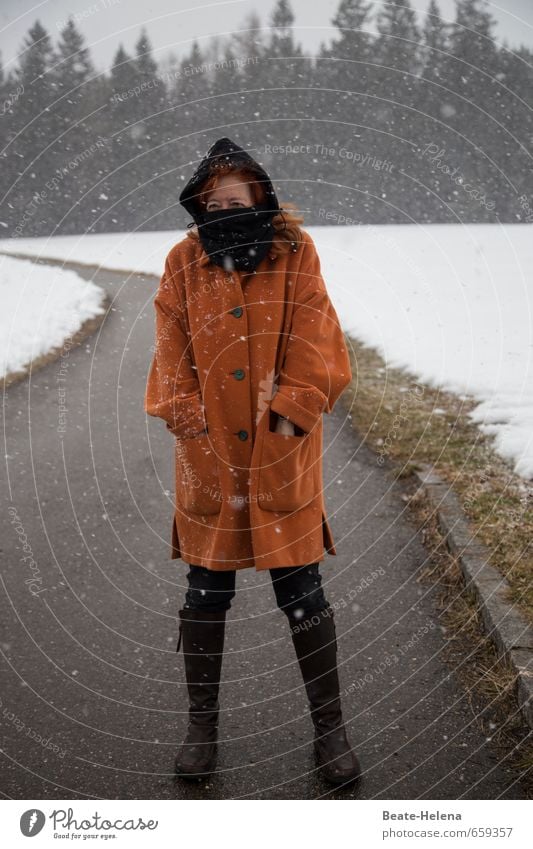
0, 254, 106, 378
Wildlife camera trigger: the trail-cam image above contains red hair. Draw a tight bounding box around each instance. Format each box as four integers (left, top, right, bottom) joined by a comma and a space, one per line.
186, 163, 305, 258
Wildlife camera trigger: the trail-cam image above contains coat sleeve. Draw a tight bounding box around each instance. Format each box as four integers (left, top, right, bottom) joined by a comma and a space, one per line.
144, 254, 207, 439
270, 235, 353, 433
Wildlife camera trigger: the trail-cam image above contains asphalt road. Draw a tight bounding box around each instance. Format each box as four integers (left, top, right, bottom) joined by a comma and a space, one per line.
1, 259, 530, 800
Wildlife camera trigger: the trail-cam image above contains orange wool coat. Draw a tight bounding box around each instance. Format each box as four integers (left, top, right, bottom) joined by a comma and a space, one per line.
144, 227, 352, 570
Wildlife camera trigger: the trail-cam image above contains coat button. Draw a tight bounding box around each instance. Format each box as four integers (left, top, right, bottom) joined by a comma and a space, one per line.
230, 306, 243, 318
233, 368, 245, 380
237, 429, 248, 440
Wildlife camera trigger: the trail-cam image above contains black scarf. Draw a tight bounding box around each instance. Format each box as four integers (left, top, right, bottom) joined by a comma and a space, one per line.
192, 202, 278, 272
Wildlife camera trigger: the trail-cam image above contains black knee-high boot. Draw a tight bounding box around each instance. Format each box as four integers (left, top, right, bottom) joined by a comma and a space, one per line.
286, 605, 361, 786
174, 607, 226, 780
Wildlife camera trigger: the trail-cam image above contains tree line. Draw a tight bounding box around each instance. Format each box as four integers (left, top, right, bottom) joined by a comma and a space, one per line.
0, 0, 532, 238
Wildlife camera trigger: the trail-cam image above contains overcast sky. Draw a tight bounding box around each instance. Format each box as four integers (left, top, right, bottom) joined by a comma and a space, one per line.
1, 0, 532, 75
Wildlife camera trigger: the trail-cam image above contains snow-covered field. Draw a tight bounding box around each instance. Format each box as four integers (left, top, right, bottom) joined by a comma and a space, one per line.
1, 223, 531, 479
0, 254, 106, 379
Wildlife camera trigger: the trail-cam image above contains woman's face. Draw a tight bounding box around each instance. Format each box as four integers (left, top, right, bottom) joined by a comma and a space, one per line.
204, 174, 255, 212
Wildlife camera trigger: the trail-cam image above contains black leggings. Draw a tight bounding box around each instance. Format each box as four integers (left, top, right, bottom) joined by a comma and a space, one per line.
184, 562, 329, 616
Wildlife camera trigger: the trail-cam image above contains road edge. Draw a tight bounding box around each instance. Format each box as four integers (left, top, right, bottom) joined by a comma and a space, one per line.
0, 249, 141, 277
413, 462, 533, 730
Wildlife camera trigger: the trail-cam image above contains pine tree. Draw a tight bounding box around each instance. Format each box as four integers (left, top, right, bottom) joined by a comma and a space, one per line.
373, 0, 422, 161
7, 21, 59, 236
375, 0, 421, 74
0, 50, 10, 229
135, 28, 158, 80
416, 0, 451, 126
228, 11, 269, 149
441, 0, 500, 203
325, 0, 374, 96
52, 18, 103, 231
445, 0, 499, 92
319, 1, 375, 131
308, 1, 378, 221
268, 0, 302, 59
56, 17, 94, 90
420, 0, 450, 81
209, 40, 243, 129
231, 11, 265, 92
370, 1, 422, 220
263, 0, 304, 151
110, 44, 138, 107
438, 0, 499, 131
179, 40, 211, 103
131, 28, 166, 142
490, 41, 533, 221
128, 28, 170, 231
106, 44, 139, 229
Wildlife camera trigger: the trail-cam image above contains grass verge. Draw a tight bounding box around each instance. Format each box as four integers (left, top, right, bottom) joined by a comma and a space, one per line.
341, 338, 533, 625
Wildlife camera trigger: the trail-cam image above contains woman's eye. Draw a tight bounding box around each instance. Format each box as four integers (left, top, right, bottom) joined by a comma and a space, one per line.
206, 200, 245, 210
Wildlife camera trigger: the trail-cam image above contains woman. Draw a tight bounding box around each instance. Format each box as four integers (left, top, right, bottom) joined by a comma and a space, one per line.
144, 137, 359, 787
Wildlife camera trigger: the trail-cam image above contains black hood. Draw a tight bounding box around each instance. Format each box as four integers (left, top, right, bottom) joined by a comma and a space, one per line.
179, 137, 280, 219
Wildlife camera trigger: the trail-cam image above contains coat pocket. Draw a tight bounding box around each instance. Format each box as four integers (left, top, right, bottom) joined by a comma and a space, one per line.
175, 433, 222, 515
258, 428, 319, 512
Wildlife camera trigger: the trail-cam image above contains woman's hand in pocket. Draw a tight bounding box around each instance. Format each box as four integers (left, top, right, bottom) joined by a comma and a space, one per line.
274, 415, 295, 436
